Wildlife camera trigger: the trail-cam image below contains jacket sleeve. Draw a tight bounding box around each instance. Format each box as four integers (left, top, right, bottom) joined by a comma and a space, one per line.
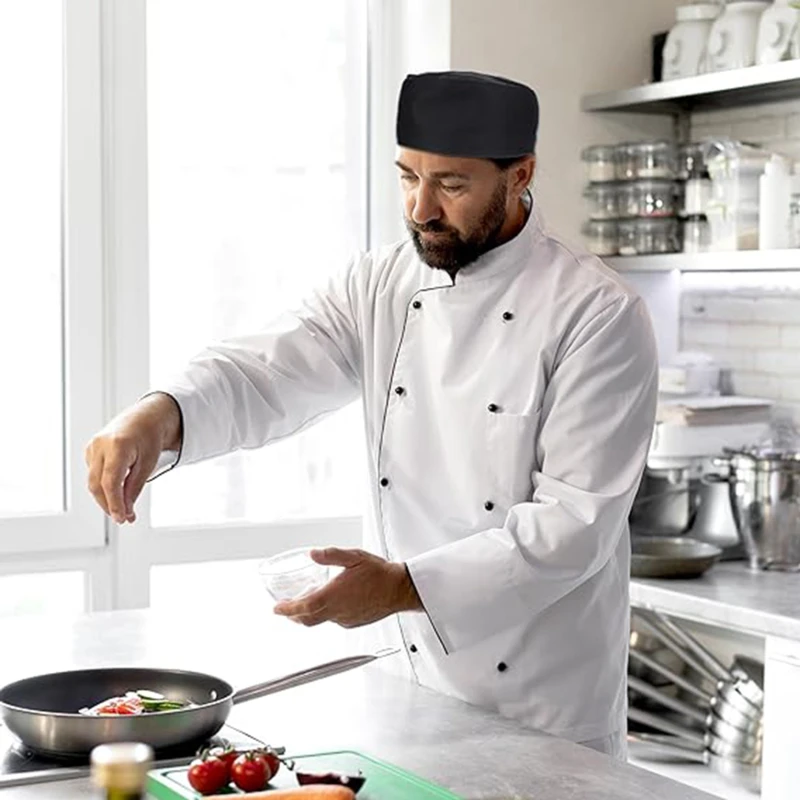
405, 295, 658, 654
152, 259, 363, 468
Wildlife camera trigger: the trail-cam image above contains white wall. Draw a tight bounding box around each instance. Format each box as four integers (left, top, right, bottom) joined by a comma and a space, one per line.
682, 101, 800, 422
449, 0, 682, 247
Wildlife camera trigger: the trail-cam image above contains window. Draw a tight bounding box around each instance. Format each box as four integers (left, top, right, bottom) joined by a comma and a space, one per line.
0, 572, 84, 618
0, 1, 105, 557
0, 3, 63, 516
146, 1, 367, 528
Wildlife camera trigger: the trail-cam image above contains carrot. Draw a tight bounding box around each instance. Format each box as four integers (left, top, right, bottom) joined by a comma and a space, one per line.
204, 787, 356, 800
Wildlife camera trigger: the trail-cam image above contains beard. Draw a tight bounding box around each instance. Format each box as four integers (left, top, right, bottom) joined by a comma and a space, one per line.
406, 177, 509, 273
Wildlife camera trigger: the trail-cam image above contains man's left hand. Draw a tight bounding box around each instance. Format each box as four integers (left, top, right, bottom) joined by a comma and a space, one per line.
273, 547, 422, 628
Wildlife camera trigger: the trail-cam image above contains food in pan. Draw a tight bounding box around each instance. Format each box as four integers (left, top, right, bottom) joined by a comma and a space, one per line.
78, 688, 192, 715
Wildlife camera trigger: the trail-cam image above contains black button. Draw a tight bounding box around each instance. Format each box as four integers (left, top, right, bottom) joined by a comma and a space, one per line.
484, 501, 495, 511
409, 644, 418, 653
497, 662, 508, 673
502, 311, 514, 321
487, 403, 499, 413
412, 300, 422, 309
394, 386, 405, 396
380, 477, 389, 488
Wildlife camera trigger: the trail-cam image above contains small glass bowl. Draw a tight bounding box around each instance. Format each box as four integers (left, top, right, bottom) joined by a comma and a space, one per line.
258, 548, 331, 601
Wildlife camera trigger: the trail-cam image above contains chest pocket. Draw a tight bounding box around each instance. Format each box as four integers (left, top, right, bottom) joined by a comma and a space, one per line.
485, 410, 541, 507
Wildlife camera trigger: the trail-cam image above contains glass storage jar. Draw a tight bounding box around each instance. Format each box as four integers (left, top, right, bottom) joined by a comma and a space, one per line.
631, 141, 677, 179
615, 143, 638, 181
582, 220, 618, 256
583, 183, 619, 220
618, 179, 678, 218
635, 217, 680, 254
582, 145, 617, 183
618, 218, 679, 255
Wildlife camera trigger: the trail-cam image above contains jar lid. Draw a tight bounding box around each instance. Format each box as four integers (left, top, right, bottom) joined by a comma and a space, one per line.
629, 141, 677, 153
634, 216, 678, 229
676, 4, 720, 22
583, 182, 617, 194
581, 144, 616, 160
582, 219, 618, 233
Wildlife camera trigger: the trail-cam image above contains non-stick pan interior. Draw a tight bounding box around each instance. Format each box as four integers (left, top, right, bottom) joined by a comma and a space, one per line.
0, 668, 232, 714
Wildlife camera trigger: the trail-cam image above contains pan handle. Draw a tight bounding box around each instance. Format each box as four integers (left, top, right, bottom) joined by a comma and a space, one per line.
231, 648, 399, 705
634, 610, 720, 685
628, 648, 712, 705
628, 731, 707, 763
627, 675, 708, 726
649, 609, 734, 684
627, 706, 706, 747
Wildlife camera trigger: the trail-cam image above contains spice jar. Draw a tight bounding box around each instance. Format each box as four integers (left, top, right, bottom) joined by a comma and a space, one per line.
583, 183, 619, 220
618, 218, 679, 255
615, 143, 638, 181
582, 145, 617, 183
634, 217, 680, 254
618, 180, 678, 218
91, 742, 153, 800
582, 220, 618, 256
631, 141, 677, 179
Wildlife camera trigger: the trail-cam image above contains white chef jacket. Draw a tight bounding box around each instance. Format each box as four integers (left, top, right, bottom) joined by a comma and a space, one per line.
158, 202, 658, 744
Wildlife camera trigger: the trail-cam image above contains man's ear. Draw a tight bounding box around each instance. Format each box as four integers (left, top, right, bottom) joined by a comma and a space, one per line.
511, 155, 535, 196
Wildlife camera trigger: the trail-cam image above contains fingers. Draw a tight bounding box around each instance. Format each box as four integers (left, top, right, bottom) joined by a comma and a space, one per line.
86, 447, 110, 517
101, 452, 135, 524
122, 457, 152, 523
273, 592, 330, 626
309, 547, 366, 568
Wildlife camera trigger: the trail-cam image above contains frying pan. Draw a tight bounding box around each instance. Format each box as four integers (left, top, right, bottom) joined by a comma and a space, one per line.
0, 649, 397, 758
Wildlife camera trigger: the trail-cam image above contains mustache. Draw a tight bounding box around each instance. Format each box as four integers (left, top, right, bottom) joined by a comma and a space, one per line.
407, 219, 457, 235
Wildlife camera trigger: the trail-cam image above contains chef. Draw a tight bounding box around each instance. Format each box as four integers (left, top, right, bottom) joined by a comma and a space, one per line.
86, 71, 658, 760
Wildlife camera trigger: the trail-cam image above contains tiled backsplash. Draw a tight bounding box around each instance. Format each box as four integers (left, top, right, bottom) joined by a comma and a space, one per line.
680, 103, 800, 423
680, 289, 800, 421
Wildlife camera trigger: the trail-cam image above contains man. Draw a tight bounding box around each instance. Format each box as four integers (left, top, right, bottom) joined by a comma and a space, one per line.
86, 71, 658, 759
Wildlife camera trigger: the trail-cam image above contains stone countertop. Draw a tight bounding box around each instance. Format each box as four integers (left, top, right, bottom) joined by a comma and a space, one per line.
631, 561, 800, 641
0, 609, 716, 800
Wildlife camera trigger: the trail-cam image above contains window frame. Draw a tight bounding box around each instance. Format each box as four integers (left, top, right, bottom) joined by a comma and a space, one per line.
0, 0, 107, 557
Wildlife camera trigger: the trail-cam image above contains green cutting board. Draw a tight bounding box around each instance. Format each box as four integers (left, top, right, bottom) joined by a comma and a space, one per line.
147, 750, 462, 800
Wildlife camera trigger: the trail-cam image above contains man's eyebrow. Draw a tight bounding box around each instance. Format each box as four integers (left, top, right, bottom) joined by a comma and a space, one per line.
394, 161, 471, 181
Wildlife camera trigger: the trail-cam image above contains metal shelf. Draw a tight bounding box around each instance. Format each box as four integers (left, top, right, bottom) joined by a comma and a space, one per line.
582, 60, 800, 114
605, 249, 800, 272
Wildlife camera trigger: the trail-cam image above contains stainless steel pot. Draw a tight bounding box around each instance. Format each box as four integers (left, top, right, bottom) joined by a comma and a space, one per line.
715, 448, 800, 571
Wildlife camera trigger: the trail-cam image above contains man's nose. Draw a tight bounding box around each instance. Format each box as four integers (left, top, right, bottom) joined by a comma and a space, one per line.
410, 182, 441, 226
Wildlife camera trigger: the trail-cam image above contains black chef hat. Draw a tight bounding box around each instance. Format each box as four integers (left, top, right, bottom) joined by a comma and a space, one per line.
396, 71, 539, 160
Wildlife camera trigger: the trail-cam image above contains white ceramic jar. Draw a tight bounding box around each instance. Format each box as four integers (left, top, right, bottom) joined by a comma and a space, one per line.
706, 1, 771, 71
756, 0, 799, 64
662, 3, 722, 79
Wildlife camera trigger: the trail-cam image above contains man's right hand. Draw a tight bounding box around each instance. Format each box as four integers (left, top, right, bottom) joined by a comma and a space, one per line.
84, 393, 182, 524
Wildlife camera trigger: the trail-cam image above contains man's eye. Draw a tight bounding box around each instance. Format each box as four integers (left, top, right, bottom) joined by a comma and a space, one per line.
441, 184, 464, 193
399, 174, 417, 183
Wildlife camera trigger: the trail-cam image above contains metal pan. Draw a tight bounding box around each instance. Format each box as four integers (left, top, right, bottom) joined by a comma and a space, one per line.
0, 649, 396, 758
631, 537, 722, 579
628, 732, 761, 794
